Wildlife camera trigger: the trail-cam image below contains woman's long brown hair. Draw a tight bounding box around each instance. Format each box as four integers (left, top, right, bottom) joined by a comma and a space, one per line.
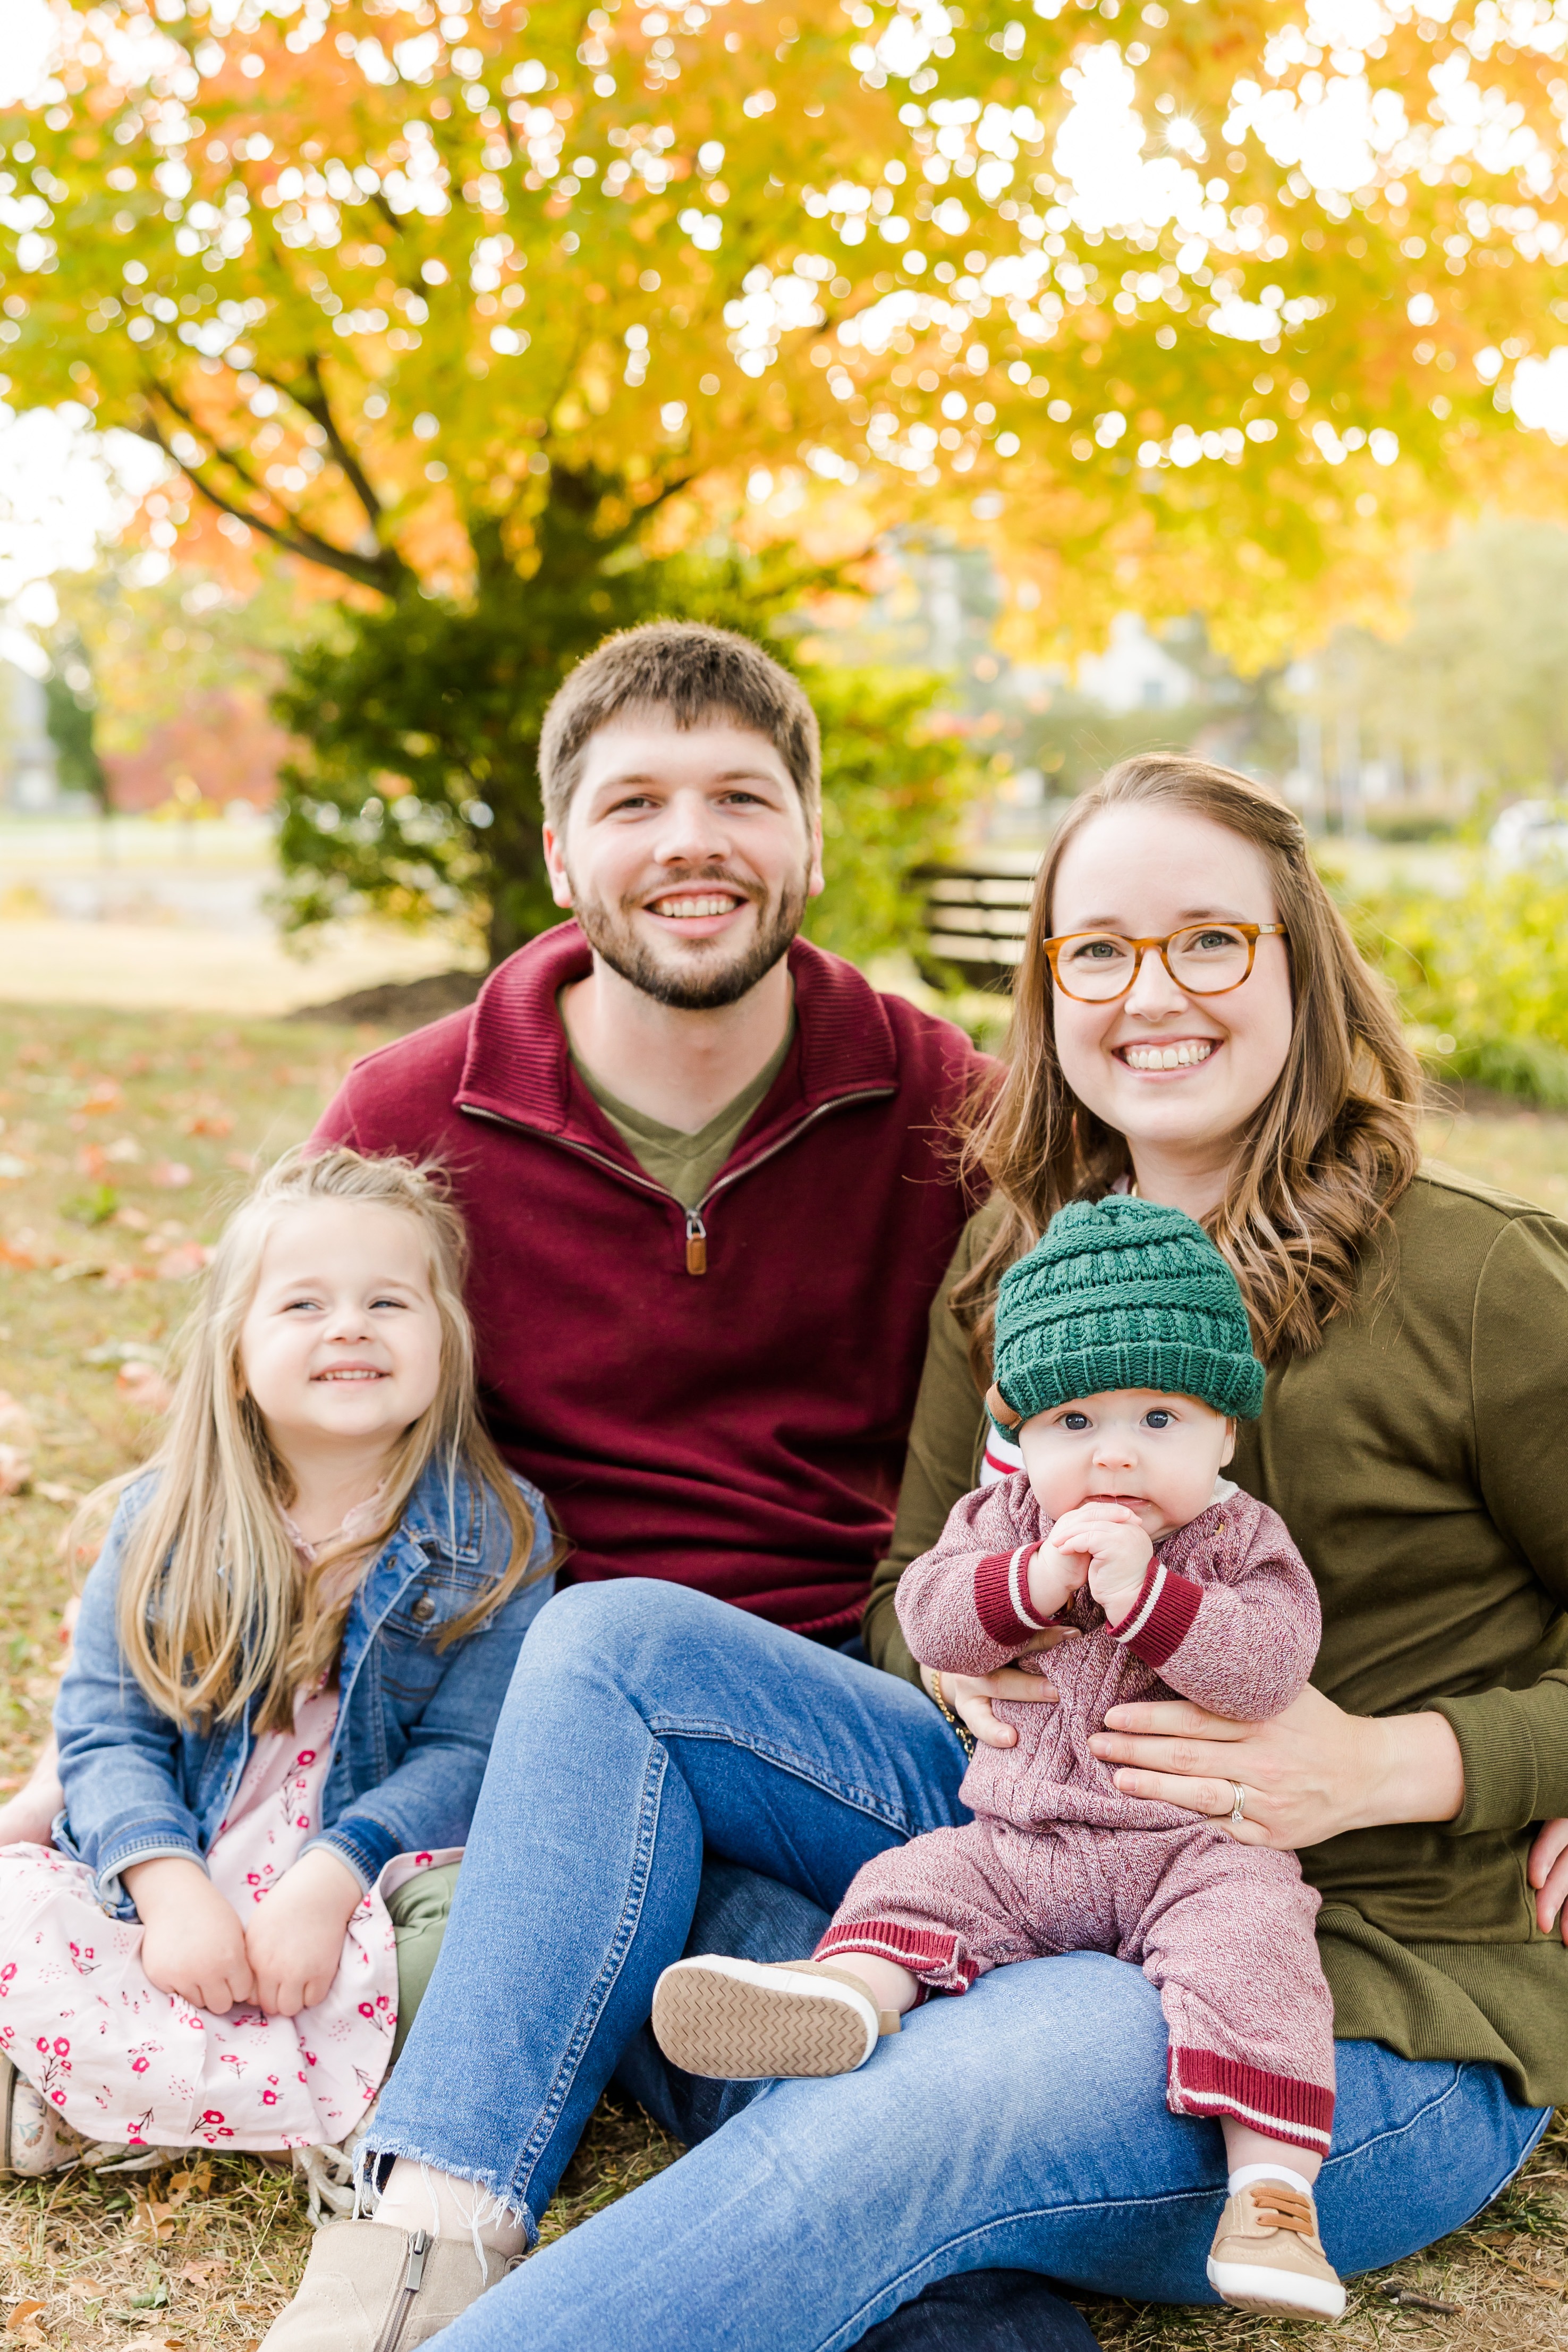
952, 754, 1423, 1385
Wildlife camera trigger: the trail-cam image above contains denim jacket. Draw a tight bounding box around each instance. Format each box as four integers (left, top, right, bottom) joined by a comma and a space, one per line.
54, 1454, 555, 1917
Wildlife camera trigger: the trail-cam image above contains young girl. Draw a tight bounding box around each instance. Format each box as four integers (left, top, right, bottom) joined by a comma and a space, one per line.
0, 1146, 554, 2176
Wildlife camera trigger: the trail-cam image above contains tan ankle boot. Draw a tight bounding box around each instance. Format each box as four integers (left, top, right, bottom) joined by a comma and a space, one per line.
651, 1955, 903, 2082
261, 2223, 518, 2352
1207, 2179, 1345, 2319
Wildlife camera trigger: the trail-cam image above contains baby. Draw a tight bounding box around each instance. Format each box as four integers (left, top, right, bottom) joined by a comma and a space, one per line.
653, 1196, 1344, 2322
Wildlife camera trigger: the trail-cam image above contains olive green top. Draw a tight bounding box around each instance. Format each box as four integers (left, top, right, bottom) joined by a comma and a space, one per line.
864, 1166, 1568, 2106
571, 1019, 795, 1209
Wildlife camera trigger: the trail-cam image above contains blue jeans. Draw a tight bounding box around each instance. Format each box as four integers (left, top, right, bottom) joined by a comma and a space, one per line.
366, 1583, 1549, 2351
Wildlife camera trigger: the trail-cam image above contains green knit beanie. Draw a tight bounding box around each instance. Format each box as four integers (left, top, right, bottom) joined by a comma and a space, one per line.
990, 1196, 1265, 1431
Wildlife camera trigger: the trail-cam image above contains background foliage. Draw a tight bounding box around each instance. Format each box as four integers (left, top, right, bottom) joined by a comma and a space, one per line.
1332, 857, 1568, 1107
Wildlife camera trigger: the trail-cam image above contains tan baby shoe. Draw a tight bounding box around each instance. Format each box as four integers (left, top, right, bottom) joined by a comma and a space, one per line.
1207, 2178, 1346, 2320
651, 1955, 902, 2082
260, 2223, 517, 2352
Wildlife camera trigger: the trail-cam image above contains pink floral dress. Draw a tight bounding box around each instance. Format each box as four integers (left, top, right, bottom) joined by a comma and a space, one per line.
0, 1504, 456, 2153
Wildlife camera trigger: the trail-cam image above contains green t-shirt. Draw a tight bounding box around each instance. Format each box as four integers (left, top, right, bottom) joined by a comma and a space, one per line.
572, 1019, 794, 1209
866, 1166, 1568, 2108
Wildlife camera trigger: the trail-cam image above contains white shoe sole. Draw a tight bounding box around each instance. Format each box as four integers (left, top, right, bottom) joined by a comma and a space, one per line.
1207, 2256, 1346, 2319
651, 1957, 879, 2080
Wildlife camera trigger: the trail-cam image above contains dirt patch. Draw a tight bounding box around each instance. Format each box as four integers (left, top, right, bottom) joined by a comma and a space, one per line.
285, 970, 485, 1033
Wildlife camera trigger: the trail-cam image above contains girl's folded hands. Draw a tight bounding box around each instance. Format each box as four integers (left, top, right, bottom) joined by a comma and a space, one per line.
123, 1846, 364, 2017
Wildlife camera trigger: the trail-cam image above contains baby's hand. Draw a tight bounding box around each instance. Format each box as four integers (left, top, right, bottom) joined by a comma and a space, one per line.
244, 1846, 365, 2017
1046, 1504, 1155, 1625
124, 1856, 256, 2015
1025, 1538, 1090, 1624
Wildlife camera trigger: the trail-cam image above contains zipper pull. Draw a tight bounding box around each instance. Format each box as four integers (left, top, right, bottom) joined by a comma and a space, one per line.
371, 2229, 431, 2352
685, 1208, 708, 1276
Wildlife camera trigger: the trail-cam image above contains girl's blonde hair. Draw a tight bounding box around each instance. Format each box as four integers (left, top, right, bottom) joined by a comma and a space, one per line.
91, 1146, 547, 1735
952, 754, 1423, 1380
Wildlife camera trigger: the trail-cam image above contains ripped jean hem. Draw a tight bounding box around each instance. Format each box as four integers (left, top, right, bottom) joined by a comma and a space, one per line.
352, 2136, 541, 2250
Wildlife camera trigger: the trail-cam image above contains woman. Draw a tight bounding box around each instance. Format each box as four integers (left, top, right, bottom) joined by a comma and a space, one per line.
267, 756, 1568, 2352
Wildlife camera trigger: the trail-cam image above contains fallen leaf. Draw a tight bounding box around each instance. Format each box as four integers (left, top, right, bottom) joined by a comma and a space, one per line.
175, 2263, 224, 2286
0, 1444, 31, 1497
182, 1113, 234, 1137
168, 2165, 211, 2194
100, 1262, 154, 1290
149, 1162, 193, 1191
65, 2280, 104, 2301
6, 2306, 45, 2333
124, 2201, 175, 2245
105, 1136, 144, 1164
75, 1143, 108, 1179
34, 1482, 83, 1507
0, 1155, 33, 1182
117, 1362, 174, 1414
153, 1242, 208, 1282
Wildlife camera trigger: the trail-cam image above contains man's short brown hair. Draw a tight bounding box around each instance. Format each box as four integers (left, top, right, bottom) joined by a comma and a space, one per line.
538, 621, 821, 834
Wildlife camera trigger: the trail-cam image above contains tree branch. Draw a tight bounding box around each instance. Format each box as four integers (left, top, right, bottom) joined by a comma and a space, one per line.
135, 410, 408, 596
293, 352, 388, 532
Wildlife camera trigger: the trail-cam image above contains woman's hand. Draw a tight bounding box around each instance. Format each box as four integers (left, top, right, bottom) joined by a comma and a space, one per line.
125, 1856, 256, 2013
245, 1846, 364, 2016
1086, 1682, 1465, 1848
1528, 1819, 1568, 1940
923, 1629, 1077, 1752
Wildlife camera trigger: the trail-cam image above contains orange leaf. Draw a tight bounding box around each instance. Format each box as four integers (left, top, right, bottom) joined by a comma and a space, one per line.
6, 2306, 46, 2332
154, 1242, 209, 1282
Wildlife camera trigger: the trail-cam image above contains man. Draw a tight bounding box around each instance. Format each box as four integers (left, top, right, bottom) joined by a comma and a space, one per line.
311, 620, 982, 1637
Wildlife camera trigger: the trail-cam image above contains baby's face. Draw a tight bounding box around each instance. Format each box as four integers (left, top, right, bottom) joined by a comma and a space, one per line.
1017, 1389, 1235, 1543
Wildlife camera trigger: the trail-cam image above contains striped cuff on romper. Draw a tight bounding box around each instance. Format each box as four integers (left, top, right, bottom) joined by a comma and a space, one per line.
973, 1544, 1057, 1648
1105, 1558, 1203, 1669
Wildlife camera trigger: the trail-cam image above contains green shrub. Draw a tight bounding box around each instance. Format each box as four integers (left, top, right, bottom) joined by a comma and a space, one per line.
1328, 857, 1568, 1106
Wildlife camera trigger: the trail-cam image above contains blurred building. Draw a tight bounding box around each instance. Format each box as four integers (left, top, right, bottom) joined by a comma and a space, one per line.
0, 652, 66, 813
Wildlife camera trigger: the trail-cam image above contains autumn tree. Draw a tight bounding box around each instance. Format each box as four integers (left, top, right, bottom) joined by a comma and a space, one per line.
5, 0, 1568, 947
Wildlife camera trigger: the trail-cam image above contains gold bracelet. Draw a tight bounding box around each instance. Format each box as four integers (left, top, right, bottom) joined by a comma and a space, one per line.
928, 1669, 977, 1759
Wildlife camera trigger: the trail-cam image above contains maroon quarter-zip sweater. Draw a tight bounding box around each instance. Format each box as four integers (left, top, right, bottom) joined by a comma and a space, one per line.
312, 922, 989, 1635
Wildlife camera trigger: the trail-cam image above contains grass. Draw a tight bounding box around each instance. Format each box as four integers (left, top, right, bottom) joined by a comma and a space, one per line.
5, 999, 1568, 2349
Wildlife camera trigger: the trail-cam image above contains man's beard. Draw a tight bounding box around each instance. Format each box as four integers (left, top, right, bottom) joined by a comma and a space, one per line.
569, 866, 809, 1011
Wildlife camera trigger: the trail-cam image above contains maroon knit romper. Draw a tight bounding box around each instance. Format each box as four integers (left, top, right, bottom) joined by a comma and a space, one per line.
818, 1475, 1336, 2155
